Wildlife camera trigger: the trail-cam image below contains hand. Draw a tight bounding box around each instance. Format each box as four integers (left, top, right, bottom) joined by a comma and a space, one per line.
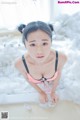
50, 92, 59, 103
39, 91, 48, 104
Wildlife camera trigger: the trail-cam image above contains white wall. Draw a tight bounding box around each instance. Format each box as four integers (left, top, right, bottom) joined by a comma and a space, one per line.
0, 0, 80, 29
49, 0, 80, 21
0, 0, 50, 29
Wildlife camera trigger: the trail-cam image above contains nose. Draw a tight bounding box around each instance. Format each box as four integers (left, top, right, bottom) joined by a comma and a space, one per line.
37, 46, 43, 54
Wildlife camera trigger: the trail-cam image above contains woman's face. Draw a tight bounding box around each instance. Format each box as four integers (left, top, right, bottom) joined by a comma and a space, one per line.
25, 30, 52, 64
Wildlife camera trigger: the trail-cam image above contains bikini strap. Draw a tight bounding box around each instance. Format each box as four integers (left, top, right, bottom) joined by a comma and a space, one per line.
55, 51, 58, 72
22, 55, 29, 73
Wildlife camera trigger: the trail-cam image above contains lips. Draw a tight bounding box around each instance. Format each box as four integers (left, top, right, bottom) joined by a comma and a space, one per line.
37, 55, 44, 58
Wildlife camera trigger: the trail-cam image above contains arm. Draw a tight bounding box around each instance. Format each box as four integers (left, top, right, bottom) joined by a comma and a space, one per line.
15, 58, 48, 103
51, 70, 61, 93
51, 53, 67, 103
15, 58, 44, 94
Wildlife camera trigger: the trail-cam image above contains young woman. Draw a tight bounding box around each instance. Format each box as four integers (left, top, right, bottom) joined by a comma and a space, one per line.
15, 21, 67, 104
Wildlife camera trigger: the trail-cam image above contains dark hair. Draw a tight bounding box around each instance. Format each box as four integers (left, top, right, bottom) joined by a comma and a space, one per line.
18, 21, 54, 45
18, 24, 26, 33
48, 23, 54, 31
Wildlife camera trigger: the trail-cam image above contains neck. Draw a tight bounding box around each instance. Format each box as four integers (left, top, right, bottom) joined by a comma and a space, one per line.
27, 50, 55, 65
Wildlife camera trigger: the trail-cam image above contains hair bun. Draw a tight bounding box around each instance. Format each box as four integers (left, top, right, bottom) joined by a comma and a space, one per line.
18, 24, 26, 33
48, 23, 54, 32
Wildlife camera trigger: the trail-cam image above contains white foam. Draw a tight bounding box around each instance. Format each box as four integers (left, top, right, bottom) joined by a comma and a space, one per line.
0, 12, 80, 104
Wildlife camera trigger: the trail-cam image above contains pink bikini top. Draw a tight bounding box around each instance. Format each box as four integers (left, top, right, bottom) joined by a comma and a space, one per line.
22, 51, 58, 84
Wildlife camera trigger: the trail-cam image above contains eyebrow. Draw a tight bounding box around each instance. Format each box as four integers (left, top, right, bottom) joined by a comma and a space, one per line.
29, 39, 49, 43
29, 40, 36, 43
42, 39, 49, 41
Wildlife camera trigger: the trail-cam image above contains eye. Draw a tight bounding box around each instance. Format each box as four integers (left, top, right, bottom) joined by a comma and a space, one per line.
30, 43, 35, 47
43, 42, 48, 46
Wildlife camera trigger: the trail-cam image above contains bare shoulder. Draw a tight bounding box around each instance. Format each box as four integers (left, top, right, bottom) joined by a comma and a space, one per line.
15, 57, 22, 69
51, 49, 67, 62
14, 55, 28, 80
51, 50, 67, 71
14, 57, 26, 76
15, 53, 29, 69
58, 51, 67, 70
15, 55, 26, 73
59, 51, 67, 63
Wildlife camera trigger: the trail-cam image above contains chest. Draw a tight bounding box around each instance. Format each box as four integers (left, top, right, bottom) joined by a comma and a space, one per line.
28, 61, 56, 79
